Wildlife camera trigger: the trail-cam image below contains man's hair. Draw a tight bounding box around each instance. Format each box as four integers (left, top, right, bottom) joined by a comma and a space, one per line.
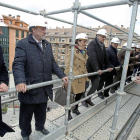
29, 26, 36, 33
75, 39, 81, 45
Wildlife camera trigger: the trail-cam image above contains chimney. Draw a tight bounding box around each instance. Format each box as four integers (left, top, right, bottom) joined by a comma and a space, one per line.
127, 27, 129, 31
98, 26, 100, 29
13, 16, 15, 18
121, 25, 123, 29
17, 15, 20, 20
9, 14, 11, 17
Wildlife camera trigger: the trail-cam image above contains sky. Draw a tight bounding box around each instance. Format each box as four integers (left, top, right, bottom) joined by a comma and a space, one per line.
0, 0, 140, 34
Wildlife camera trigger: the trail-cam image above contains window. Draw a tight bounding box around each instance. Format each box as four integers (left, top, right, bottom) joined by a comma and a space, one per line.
21, 31, 24, 38
15, 39, 19, 45
58, 61, 60, 65
9, 21, 12, 25
58, 55, 60, 59
16, 30, 19, 37
61, 61, 65, 65
69, 38, 72, 42
26, 32, 29, 37
62, 44, 65, 48
61, 49, 65, 54
20, 24, 23, 27
59, 44, 61, 48
59, 38, 61, 42
61, 55, 65, 60
50, 38, 55, 42
61, 38, 65, 42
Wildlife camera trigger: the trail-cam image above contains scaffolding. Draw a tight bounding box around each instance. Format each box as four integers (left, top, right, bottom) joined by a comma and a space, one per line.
0, 0, 140, 140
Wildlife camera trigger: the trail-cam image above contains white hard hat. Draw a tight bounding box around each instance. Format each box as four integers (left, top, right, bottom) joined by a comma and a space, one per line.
136, 45, 140, 49
131, 43, 136, 48
96, 29, 107, 37
123, 43, 127, 47
111, 37, 120, 44
76, 33, 88, 40
29, 15, 47, 28
0, 14, 7, 27
123, 42, 136, 48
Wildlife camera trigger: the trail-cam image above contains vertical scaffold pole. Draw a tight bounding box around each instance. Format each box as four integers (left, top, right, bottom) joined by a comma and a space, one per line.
64, 0, 79, 134
108, 28, 112, 46
109, 1, 139, 140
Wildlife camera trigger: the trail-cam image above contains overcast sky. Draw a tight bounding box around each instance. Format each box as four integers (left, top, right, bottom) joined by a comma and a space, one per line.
0, 0, 140, 34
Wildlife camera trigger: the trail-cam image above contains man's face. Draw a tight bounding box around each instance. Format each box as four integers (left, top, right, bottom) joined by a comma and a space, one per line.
0, 27, 3, 35
112, 43, 119, 48
33, 27, 46, 41
97, 35, 106, 43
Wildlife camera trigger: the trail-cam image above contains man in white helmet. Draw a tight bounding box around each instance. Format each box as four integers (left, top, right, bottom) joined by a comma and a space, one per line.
110, 42, 139, 93
12, 16, 68, 140
97, 37, 121, 98
83, 29, 113, 106
0, 14, 14, 137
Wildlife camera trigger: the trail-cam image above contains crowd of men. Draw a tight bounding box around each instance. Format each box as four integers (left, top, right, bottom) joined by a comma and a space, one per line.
1, 14, 140, 140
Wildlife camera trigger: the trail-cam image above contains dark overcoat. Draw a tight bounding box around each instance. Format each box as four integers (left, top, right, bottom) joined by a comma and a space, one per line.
12, 34, 66, 104
0, 45, 14, 136
86, 37, 112, 79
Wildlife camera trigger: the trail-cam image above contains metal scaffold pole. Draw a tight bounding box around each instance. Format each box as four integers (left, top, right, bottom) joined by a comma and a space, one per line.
64, 0, 79, 134
108, 28, 112, 46
109, 1, 139, 140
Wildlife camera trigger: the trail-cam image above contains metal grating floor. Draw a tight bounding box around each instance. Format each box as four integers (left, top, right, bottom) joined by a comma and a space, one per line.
127, 114, 140, 140
1, 92, 140, 140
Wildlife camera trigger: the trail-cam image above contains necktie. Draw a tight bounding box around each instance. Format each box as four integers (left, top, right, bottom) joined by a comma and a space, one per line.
38, 42, 42, 51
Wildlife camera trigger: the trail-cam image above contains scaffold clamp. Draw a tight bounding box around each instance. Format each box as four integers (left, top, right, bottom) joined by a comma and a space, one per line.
71, 2, 81, 13
116, 90, 126, 95
64, 106, 71, 110
40, 9, 46, 16
108, 127, 118, 134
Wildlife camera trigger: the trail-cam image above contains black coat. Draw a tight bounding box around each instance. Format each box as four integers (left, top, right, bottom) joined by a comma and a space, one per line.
0, 45, 9, 86
86, 37, 112, 79
0, 45, 14, 136
0, 45, 9, 121
12, 34, 66, 104
105, 45, 121, 76
106, 45, 120, 67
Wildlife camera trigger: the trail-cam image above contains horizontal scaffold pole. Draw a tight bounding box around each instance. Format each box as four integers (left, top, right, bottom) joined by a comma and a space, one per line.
43, 0, 132, 15
0, 2, 39, 15
81, 10, 140, 42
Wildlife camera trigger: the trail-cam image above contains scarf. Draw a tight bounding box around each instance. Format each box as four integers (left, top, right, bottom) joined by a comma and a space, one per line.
75, 45, 86, 56
96, 38, 104, 50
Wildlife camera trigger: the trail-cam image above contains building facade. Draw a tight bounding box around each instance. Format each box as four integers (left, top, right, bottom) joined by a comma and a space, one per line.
46, 25, 138, 66
0, 14, 29, 70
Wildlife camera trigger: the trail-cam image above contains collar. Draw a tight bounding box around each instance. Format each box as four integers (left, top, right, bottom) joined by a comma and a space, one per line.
32, 35, 42, 43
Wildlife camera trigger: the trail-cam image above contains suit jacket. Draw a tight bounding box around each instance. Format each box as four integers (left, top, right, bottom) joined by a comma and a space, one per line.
12, 34, 66, 104
65, 48, 89, 94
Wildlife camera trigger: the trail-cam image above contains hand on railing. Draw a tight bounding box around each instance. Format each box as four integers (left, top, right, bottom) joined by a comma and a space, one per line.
135, 76, 140, 84
108, 68, 113, 72
0, 83, 9, 92
16, 83, 27, 93
135, 55, 139, 59
98, 70, 102, 75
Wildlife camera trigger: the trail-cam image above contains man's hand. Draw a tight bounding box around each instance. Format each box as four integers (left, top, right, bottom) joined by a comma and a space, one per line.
135, 55, 139, 59
62, 77, 68, 86
0, 83, 9, 92
16, 83, 27, 93
135, 76, 140, 84
108, 68, 113, 72
98, 70, 102, 75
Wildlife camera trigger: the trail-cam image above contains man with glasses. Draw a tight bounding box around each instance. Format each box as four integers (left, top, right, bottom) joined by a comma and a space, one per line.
12, 16, 68, 140
82, 29, 113, 107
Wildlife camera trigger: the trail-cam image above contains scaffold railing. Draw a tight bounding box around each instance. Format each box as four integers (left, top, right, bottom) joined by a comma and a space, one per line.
0, 0, 140, 140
